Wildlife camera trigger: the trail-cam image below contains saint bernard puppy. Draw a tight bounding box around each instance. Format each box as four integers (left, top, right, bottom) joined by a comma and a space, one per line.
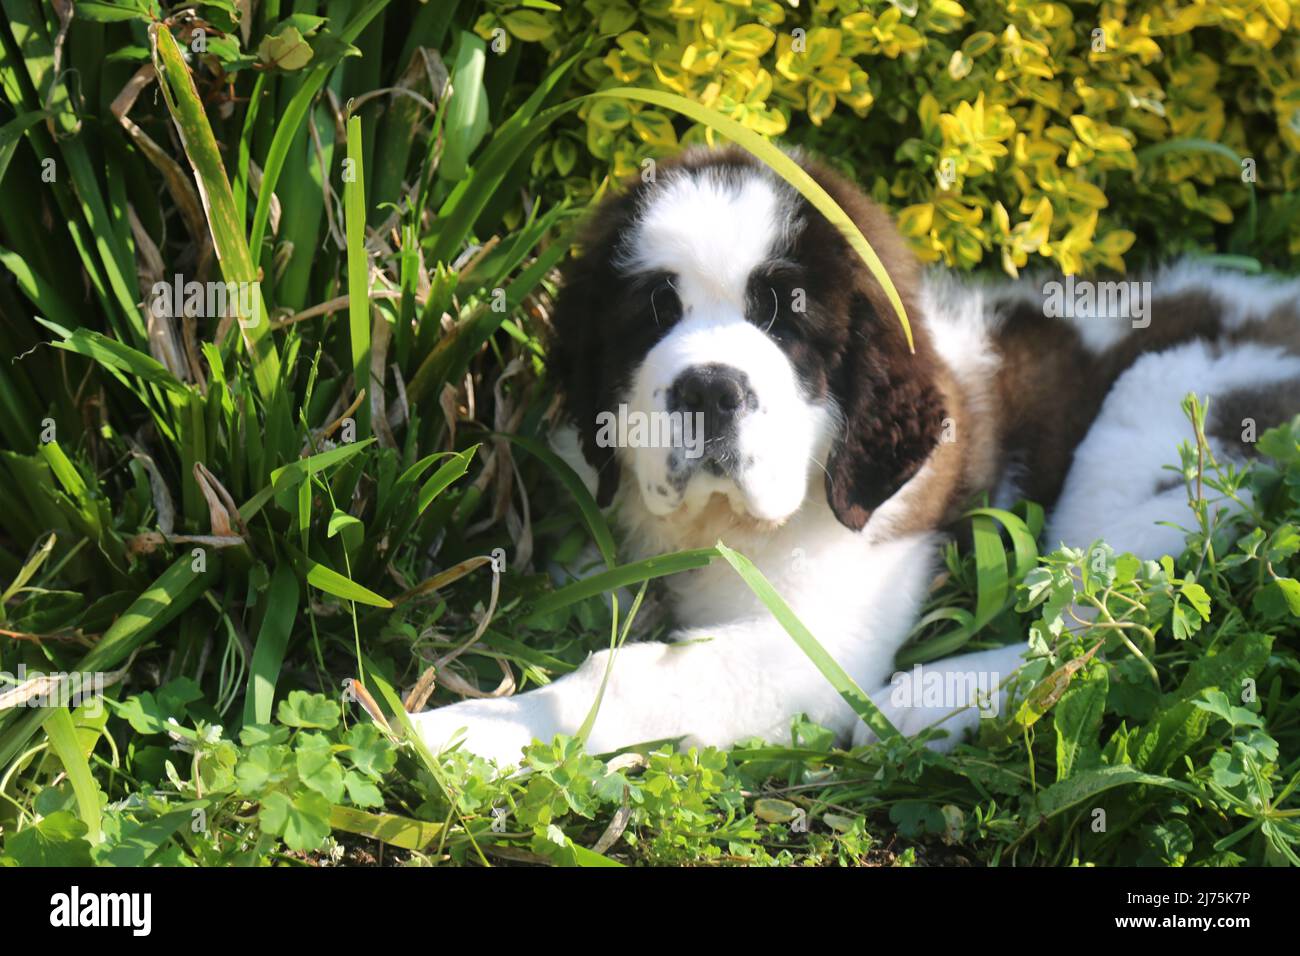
411, 146, 1300, 768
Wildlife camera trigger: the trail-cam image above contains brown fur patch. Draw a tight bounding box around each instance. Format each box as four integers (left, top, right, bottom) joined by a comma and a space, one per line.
1210, 299, 1300, 455
1227, 301, 1300, 357
1094, 289, 1226, 384
1208, 379, 1300, 457
990, 303, 1104, 507
989, 287, 1235, 511
791, 154, 954, 531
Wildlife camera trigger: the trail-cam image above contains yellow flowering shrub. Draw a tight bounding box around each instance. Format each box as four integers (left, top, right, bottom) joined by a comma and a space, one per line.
476, 0, 1300, 275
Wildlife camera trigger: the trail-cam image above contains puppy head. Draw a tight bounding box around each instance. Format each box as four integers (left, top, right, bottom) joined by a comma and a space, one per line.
548, 147, 947, 532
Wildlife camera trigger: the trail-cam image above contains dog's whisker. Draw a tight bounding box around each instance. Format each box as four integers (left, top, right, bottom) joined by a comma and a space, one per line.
764, 286, 778, 333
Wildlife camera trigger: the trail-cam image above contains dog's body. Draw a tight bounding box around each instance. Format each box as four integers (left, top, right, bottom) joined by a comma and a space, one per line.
412, 148, 1300, 766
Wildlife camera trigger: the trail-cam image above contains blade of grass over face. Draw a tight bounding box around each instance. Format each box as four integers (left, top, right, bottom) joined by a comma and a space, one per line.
422, 81, 912, 351
589, 87, 916, 351
715, 541, 901, 742
344, 113, 372, 437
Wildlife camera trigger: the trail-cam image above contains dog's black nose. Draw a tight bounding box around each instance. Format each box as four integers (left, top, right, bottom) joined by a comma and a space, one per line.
669, 364, 754, 431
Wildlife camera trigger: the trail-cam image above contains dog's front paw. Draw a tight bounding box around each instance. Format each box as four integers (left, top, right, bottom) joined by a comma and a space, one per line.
408, 698, 539, 770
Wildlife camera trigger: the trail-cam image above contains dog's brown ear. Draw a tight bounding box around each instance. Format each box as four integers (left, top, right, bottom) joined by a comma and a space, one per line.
824, 292, 947, 530
547, 254, 622, 507
785, 154, 948, 531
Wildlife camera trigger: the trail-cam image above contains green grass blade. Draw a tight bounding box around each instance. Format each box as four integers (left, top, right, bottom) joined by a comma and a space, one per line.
575, 581, 647, 746
328, 804, 443, 850
894, 607, 979, 668
966, 507, 1038, 583
233, 71, 267, 227
2, 0, 143, 341
438, 32, 489, 181
966, 506, 1038, 630
715, 541, 900, 742
416, 445, 478, 513
897, 507, 1038, 666
524, 548, 715, 624
39, 320, 187, 396
305, 559, 393, 608
969, 513, 1009, 628
78, 553, 221, 675
0, 109, 45, 188
150, 23, 288, 428
244, 563, 301, 725
239, 437, 377, 522
407, 219, 577, 402
344, 113, 372, 436
44, 708, 102, 843
424, 47, 586, 264
0, 530, 54, 609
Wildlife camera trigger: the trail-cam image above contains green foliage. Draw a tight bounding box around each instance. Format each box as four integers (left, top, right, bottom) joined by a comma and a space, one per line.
1, 0, 1299, 867
0, 0, 593, 865
888, 402, 1300, 865
481, 0, 1300, 275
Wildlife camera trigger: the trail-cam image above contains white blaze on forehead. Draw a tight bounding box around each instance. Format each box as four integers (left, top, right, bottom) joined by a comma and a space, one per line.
620, 167, 793, 305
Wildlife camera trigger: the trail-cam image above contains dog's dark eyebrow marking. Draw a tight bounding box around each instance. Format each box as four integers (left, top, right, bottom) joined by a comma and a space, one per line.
762, 256, 801, 274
